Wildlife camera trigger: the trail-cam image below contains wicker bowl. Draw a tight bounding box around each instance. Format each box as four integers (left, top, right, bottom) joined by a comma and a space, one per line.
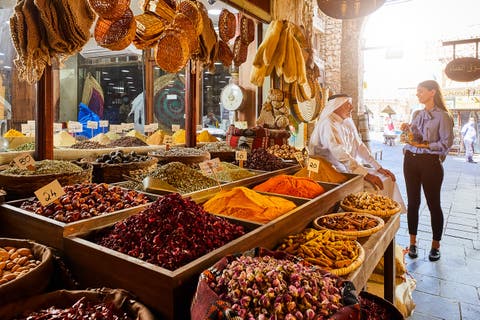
340, 192, 402, 218
313, 212, 385, 238
217, 40, 233, 67
329, 242, 365, 276
0, 238, 53, 306
177, 0, 203, 36
0, 163, 92, 200
91, 157, 158, 183
88, 0, 130, 20
94, 8, 136, 50
218, 8, 236, 42
154, 28, 190, 73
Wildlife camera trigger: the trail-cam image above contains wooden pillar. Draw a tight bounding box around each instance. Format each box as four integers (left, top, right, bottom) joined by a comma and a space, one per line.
144, 50, 154, 125
36, 65, 54, 160
185, 61, 197, 147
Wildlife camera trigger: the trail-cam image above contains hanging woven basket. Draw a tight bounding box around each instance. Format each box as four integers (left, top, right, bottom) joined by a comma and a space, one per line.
317, 0, 386, 19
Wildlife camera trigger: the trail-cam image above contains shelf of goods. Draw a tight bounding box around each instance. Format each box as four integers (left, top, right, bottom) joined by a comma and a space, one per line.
0, 166, 399, 319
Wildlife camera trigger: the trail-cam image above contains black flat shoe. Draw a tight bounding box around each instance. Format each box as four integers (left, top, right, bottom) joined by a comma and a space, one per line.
408, 245, 418, 258
429, 248, 441, 261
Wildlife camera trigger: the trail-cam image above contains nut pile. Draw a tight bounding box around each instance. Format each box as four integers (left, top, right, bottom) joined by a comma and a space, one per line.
245, 148, 288, 171
96, 193, 245, 270
107, 136, 148, 147
20, 183, 150, 223
0, 246, 41, 285
198, 142, 234, 152
341, 192, 400, 214
316, 213, 381, 232
206, 255, 344, 319
95, 150, 150, 164
152, 147, 207, 157
15, 296, 132, 319
266, 144, 300, 160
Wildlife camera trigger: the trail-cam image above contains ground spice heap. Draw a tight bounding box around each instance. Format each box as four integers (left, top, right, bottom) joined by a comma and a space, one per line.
203, 186, 297, 223
253, 174, 325, 198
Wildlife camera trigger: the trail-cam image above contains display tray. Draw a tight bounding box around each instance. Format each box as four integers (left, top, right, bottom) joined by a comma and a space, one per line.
61, 172, 363, 320
0, 192, 158, 250
63, 215, 262, 320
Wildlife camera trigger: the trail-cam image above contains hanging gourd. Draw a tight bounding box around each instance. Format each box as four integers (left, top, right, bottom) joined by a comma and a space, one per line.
317, 0, 385, 19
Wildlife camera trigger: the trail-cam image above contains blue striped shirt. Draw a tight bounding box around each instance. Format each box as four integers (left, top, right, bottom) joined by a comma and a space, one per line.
403, 106, 454, 156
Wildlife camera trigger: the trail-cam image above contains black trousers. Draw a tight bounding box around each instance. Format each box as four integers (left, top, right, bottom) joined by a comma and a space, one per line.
403, 151, 444, 241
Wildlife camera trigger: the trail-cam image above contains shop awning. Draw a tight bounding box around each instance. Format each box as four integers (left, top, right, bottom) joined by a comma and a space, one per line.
381, 105, 396, 115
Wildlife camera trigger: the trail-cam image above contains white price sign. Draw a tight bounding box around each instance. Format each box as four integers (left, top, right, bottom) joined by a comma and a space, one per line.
34, 179, 65, 207
99, 120, 109, 128
87, 121, 98, 129
196, 125, 203, 131
21, 124, 30, 135
199, 158, 222, 175
144, 124, 155, 133
53, 123, 63, 132
171, 124, 180, 132
307, 158, 320, 173
235, 150, 248, 161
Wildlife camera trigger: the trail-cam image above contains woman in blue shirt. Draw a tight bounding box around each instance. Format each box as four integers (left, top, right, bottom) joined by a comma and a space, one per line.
401, 80, 454, 261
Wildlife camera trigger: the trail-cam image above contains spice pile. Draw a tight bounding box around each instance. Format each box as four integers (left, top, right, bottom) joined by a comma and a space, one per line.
70, 140, 106, 149
198, 141, 234, 152
205, 255, 345, 319
147, 162, 217, 193
107, 136, 148, 147
203, 187, 297, 223
94, 150, 150, 164
20, 183, 150, 223
14, 296, 132, 320
253, 174, 325, 198
202, 162, 255, 182
96, 193, 245, 270
1, 160, 83, 176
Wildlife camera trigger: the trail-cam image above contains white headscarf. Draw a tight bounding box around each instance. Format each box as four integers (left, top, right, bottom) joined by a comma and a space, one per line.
318, 96, 352, 123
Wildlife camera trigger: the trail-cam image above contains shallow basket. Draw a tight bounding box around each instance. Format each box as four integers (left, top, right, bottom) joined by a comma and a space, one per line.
94, 8, 135, 51
313, 212, 385, 238
0, 163, 92, 200
88, 0, 130, 20
340, 202, 401, 218
0, 238, 53, 306
329, 242, 365, 276
91, 157, 158, 183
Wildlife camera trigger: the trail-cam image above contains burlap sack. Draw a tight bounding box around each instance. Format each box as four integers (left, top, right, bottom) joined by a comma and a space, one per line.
0, 288, 156, 320
0, 238, 53, 306
191, 247, 360, 320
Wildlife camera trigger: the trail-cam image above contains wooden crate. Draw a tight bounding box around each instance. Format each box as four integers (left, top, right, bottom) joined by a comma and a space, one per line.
63, 174, 363, 319
0, 192, 158, 250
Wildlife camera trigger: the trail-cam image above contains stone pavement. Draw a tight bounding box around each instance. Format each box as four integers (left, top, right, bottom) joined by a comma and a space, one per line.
367, 133, 480, 320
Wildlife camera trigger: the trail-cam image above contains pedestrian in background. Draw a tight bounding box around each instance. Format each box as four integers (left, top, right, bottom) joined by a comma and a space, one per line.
461, 117, 477, 163
400, 80, 454, 261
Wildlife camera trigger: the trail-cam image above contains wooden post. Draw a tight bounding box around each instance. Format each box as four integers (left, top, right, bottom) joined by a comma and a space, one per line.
36, 65, 54, 160
185, 61, 197, 147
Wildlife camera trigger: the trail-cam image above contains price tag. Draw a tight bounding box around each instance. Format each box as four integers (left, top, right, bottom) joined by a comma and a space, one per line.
163, 135, 173, 144
53, 123, 63, 132
87, 121, 98, 129
196, 124, 203, 131
74, 122, 83, 133
13, 153, 35, 171
99, 120, 109, 128
34, 179, 65, 207
110, 125, 121, 133
199, 158, 222, 175
294, 152, 304, 167
235, 150, 248, 161
144, 124, 155, 133
125, 123, 135, 130
21, 123, 30, 135
307, 158, 320, 173
171, 124, 180, 132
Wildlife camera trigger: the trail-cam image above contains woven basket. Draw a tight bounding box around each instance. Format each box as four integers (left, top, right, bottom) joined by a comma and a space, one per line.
217, 40, 233, 67
0, 238, 53, 306
313, 212, 385, 238
91, 157, 158, 183
240, 16, 254, 45
233, 35, 248, 67
135, 12, 166, 40
218, 8, 236, 42
155, 28, 190, 73
88, 0, 130, 20
94, 8, 135, 51
177, 0, 203, 36
173, 12, 199, 55
0, 163, 92, 200
340, 192, 402, 218
329, 242, 365, 276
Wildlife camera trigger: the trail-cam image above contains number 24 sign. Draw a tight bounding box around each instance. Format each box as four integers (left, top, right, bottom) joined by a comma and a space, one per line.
34, 180, 65, 206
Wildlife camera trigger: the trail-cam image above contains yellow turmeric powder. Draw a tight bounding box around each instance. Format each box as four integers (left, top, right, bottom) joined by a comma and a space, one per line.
3, 129, 24, 137
203, 187, 297, 223
253, 175, 325, 199
294, 156, 348, 183
196, 130, 218, 142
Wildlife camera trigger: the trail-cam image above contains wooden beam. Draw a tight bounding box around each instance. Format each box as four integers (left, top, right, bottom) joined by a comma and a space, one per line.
442, 38, 480, 46
35, 65, 54, 160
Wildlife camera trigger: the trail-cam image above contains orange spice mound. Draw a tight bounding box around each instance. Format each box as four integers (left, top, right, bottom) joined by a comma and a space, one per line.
253, 174, 325, 199
203, 187, 297, 223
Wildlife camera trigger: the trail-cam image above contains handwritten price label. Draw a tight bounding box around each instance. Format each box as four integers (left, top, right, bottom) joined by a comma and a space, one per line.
87, 121, 98, 129
163, 135, 173, 144
199, 158, 222, 175
171, 124, 180, 132
99, 120, 109, 128
235, 150, 248, 161
34, 179, 65, 207
307, 158, 320, 173
13, 153, 35, 171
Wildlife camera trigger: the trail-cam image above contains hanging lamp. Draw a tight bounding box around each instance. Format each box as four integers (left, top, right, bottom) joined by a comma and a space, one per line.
317, 0, 385, 19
